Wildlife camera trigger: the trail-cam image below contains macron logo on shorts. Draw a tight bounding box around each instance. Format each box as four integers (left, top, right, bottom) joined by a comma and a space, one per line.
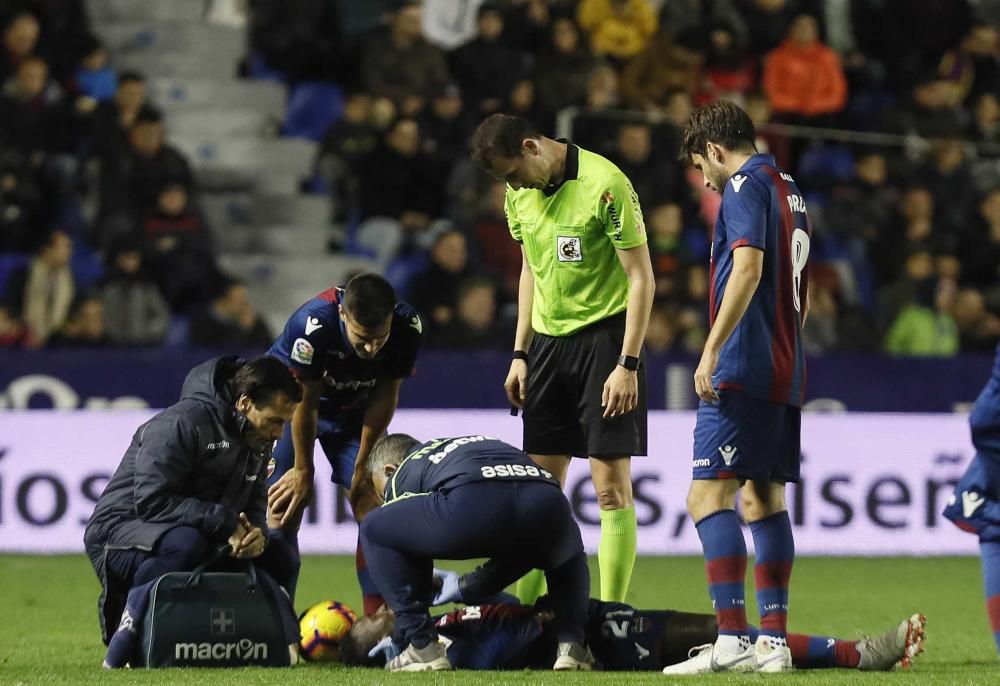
718, 445, 737, 466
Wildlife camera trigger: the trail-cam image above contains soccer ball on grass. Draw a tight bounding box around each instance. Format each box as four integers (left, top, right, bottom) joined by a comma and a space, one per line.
298, 600, 357, 662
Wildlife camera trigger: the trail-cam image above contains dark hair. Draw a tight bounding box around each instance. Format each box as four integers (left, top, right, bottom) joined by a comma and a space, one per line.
118, 70, 145, 84
67, 292, 102, 319
229, 356, 302, 407
134, 104, 163, 125
367, 433, 422, 477
478, 1, 503, 18
338, 630, 382, 668
909, 71, 946, 91
39, 229, 68, 250
471, 113, 540, 167
680, 100, 756, 160
78, 32, 104, 56
107, 234, 143, 259
457, 275, 495, 301
158, 180, 188, 195
6, 10, 39, 27
342, 273, 396, 329
207, 274, 241, 302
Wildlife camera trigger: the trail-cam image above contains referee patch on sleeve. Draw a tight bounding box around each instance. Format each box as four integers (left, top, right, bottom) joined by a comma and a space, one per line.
557, 236, 583, 262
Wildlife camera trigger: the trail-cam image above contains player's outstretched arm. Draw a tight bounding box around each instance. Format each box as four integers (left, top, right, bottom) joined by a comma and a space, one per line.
268, 378, 323, 525
350, 377, 404, 517
349, 479, 381, 521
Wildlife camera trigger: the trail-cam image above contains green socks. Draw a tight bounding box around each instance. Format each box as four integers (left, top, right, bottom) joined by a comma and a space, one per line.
598, 505, 637, 601
516, 505, 637, 604
515, 568, 547, 605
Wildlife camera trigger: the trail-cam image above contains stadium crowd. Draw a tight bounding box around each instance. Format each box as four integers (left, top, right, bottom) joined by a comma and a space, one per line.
1, 0, 999, 356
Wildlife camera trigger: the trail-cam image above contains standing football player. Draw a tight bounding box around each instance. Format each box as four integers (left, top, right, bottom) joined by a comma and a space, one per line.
266, 272, 422, 614
663, 101, 811, 674
943, 342, 1000, 656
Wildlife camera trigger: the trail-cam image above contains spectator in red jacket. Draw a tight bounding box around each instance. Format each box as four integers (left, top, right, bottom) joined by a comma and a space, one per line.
762, 13, 847, 122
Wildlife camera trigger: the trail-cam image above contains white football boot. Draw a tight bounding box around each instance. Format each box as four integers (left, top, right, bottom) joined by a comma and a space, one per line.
385, 641, 451, 672
754, 635, 794, 672
857, 613, 927, 670
662, 636, 756, 674
553, 641, 595, 670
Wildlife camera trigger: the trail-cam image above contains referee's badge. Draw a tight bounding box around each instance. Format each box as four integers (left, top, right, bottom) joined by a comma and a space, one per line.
557, 236, 583, 262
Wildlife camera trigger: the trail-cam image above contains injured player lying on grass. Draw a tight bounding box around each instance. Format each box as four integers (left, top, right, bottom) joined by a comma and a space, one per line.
340, 592, 926, 672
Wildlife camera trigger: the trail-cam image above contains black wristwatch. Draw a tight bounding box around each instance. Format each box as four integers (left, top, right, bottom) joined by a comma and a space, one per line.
617, 354, 640, 371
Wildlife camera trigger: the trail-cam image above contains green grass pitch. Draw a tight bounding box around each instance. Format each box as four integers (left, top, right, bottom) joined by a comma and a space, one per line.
1, 554, 996, 684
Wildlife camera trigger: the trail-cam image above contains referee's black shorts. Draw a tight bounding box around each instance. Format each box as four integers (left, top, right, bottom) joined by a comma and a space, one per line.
522, 313, 647, 458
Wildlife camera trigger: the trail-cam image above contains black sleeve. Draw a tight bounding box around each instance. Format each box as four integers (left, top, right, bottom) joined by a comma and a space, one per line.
245, 459, 269, 534
132, 412, 239, 539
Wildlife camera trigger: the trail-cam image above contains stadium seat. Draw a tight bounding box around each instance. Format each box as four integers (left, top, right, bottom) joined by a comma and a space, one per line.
348, 217, 405, 267
116, 50, 240, 79
250, 194, 329, 227
149, 78, 287, 119
844, 90, 897, 132
199, 192, 253, 229
162, 316, 191, 347
86, 0, 207, 23
218, 253, 377, 332
244, 52, 288, 82
384, 253, 428, 300
283, 82, 345, 142
255, 224, 332, 255
174, 137, 316, 175
167, 107, 275, 140
797, 145, 855, 186
71, 242, 106, 290
173, 136, 317, 194
96, 22, 244, 57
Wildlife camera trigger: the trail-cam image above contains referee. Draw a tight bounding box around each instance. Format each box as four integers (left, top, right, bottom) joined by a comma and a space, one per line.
471, 114, 655, 603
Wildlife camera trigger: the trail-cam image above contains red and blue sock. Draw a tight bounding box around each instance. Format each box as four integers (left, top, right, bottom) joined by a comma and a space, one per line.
747, 624, 860, 668
696, 509, 749, 638
750, 511, 794, 641
786, 633, 860, 668
982, 541, 1000, 654
356, 534, 384, 615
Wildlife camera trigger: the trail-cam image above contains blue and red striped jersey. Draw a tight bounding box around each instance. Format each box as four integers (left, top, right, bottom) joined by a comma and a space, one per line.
266, 287, 422, 412
969, 343, 1000, 455
430, 600, 669, 670
709, 154, 811, 407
